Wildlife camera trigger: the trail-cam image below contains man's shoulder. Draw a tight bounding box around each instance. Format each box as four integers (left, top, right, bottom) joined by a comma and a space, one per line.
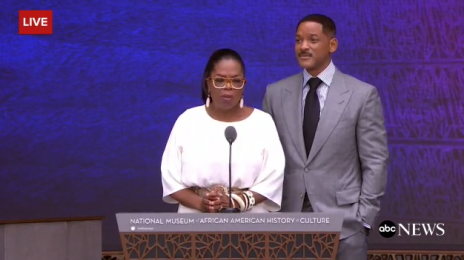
266, 73, 302, 92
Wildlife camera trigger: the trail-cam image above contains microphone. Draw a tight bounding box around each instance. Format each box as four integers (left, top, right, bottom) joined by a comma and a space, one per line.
220, 126, 240, 213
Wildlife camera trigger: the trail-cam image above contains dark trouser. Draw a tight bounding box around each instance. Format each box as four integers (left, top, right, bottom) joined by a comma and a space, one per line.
302, 193, 368, 260
302, 192, 314, 212
336, 230, 368, 260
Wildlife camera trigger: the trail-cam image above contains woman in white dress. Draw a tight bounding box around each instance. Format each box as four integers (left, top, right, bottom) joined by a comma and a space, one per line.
161, 48, 285, 213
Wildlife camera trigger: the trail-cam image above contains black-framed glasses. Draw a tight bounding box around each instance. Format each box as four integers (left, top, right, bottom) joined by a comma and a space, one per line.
207, 77, 246, 89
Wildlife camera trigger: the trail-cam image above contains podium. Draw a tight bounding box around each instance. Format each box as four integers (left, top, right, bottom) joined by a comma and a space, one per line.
0, 216, 104, 260
116, 212, 343, 260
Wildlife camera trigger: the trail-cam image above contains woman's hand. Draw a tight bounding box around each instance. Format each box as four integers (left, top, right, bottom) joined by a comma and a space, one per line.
219, 194, 236, 210
200, 192, 223, 213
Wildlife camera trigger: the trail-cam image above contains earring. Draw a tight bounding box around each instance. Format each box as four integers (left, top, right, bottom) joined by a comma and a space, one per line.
205, 94, 211, 108
239, 97, 244, 108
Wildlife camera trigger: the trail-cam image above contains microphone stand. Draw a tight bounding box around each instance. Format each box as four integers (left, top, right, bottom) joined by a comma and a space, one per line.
220, 141, 240, 213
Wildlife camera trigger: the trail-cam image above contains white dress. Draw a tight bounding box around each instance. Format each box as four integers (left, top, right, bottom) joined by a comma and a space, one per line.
161, 106, 285, 213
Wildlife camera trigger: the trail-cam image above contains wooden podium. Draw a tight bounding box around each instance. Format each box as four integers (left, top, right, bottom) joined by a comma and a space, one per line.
116, 212, 343, 260
0, 216, 104, 260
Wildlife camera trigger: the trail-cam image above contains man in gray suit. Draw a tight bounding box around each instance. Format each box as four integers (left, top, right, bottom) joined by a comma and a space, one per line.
262, 14, 389, 260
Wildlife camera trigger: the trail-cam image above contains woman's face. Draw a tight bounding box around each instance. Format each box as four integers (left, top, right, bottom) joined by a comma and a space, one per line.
207, 58, 245, 111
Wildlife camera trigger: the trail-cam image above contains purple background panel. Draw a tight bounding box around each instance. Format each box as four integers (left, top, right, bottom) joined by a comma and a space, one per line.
0, 0, 463, 251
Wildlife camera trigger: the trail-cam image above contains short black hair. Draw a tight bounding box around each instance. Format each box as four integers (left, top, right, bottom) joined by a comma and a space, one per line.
201, 48, 246, 104
296, 14, 336, 37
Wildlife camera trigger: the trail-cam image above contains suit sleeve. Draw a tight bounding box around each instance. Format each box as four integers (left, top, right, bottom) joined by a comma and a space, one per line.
249, 114, 285, 212
262, 85, 274, 118
356, 87, 389, 226
161, 114, 187, 204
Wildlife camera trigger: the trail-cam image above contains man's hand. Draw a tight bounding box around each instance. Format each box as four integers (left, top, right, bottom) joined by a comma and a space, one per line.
364, 227, 370, 236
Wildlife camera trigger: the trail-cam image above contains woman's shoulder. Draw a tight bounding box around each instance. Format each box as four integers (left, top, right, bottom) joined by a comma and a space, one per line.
171, 105, 206, 129
177, 105, 206, 120
240, 108, 276, 130
248, 108, 274, 123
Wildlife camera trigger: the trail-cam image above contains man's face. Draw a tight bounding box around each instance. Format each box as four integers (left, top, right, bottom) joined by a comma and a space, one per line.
294, 21, 336, 73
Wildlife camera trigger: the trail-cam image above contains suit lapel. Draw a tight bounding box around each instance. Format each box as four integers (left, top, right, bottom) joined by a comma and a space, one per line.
281, 74, 307, 163
306, 69, 352, 164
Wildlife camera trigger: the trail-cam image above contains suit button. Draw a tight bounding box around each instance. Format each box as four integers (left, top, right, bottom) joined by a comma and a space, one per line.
304, 168, 309, 172
300, 193, 304, 198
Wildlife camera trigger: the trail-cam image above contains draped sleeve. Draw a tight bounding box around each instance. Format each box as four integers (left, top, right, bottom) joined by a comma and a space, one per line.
249, 114, 285, 211
161, 112, 187, 204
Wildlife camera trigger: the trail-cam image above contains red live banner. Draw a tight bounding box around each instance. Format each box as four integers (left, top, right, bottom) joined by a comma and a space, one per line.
19, 10, 53, 35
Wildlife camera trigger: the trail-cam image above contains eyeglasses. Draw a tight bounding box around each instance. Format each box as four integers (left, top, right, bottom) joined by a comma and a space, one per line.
207, 77, 246, 90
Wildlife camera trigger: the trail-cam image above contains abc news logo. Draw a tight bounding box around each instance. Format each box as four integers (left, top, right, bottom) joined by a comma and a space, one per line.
378, 220, 445, 238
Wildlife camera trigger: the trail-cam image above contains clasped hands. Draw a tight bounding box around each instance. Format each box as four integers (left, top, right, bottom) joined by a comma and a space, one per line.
200, 190, 234, 213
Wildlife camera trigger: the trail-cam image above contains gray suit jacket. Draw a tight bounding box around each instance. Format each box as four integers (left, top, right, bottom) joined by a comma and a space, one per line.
262, 68, 388, 239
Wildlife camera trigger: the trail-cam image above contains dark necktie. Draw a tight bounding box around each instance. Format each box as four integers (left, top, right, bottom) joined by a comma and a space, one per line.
303, 77, 322, 157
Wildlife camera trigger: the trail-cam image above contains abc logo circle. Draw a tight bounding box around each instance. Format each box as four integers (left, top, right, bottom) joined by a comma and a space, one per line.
378, 220, 397, 238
